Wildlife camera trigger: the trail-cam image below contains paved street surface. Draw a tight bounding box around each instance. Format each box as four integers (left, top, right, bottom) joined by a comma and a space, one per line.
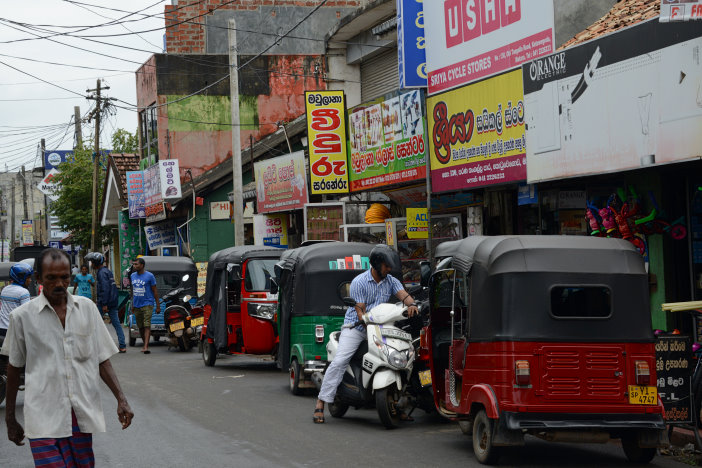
0, 329, 692, 467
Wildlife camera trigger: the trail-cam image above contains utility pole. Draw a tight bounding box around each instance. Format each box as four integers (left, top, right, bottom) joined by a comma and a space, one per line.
74, 106, 82, 148
229, 18, 244, 246
10, 180, 16, 250
21, 166, 29, 221
87, 79, 108, 252
41, 138, 48, 245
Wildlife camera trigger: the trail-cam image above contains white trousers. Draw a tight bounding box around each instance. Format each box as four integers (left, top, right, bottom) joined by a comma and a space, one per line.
318, 327, 366, 403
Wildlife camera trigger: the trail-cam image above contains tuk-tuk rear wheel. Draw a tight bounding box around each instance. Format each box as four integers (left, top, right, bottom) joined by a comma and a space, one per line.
203, 341, 217, 366
621, 433, 656, 463
472, 409, 500, 465
289, 359, 303, 396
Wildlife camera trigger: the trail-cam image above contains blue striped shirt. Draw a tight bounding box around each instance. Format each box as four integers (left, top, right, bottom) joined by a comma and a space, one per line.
0, 284, 31, 329
343, 269, 403, 329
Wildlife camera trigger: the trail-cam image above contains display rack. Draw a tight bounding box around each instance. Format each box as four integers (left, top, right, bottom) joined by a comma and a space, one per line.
338, 223, 387, 244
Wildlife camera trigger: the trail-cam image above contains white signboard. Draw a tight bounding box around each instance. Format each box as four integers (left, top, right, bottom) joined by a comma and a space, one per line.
37, 168, 60, 201
144, 221, 176, 250
660, 0, 702, 22
209, 201, 231, 220
159, 159, 182, 199
424, 0, 554, 94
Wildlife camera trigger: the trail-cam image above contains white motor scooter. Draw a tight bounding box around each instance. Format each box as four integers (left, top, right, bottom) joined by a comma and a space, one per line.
322, 297, 416, 429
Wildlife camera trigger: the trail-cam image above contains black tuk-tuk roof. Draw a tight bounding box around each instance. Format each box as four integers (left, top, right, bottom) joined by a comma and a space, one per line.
277, 242, 396, 276
139, 256, 197, 272
434, 239, 462, 260
0, 261, 17, 279
439, 236, 652, 343
208, 245, 283, 269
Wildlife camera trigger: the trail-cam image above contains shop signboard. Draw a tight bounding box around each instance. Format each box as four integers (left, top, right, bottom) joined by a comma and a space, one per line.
37, 169, 60, 201
656, 335, 692, 423
196, 262, 208, 297
126, 171, 145, 219
517, 183, 538, 205
143, 163, 162, 206
523, 19, 702, 183
21, 220, 33, 246
424, 0, 554, 94
253, 213, 289, 248
254, 151, 308, 214
118, 211, 141, 283
397, 0, 427, 88
44, 150, 73, 171
159, 159, 182, 199
348, 89, 427, 192
209, 201, 231, 220
427, 69, 526, 193
660, 0, 702, 22
305, 91, 349, 195
143, 221, 176, 250
406, 208, 428, 239
1, 240, 9, 262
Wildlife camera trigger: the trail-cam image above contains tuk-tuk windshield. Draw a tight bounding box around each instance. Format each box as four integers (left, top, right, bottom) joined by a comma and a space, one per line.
245, 259, 278, 292
155, 273, 184, 291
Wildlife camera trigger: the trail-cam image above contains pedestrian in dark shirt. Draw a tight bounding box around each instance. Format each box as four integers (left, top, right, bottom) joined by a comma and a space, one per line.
85, 252, 126, 353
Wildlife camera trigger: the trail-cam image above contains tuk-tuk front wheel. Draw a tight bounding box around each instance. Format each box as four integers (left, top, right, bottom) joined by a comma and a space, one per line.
203, 340, 217, 366
621, 433, 656, 463
376, 386, 400, 429
472, 409, 501, 465
289, 359, 303, 396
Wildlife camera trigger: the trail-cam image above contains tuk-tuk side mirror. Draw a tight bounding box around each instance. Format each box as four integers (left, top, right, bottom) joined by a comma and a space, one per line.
270, 277, 279, 295
342, 296, 356, 308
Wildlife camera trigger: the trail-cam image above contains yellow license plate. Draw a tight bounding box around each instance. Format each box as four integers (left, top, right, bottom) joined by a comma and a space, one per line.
169, 321, 185, 332
628, 385, 657, 405
418, 369, 432, 387
190, 316, 204, 327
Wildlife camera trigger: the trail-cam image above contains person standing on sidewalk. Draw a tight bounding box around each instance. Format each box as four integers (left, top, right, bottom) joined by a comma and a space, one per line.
85, 252, 126, 353
2, 248, 133, 464
130, 257, 159, 355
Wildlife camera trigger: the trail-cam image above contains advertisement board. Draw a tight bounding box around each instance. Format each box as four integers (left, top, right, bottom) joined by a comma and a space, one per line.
126, 171, 145, 219
398, 0, 427, 87
660, 0, 702, 22
254, 151, 308, 214
143, 164, 162, 207
21, 220, 33, 246
424, 0, 554, 94
37, 169, 60, 201
427, 69, 526, 193
406, 208, 428, 239
44, 150, 73, 171
143, 221, 176, 250
348, 89, 427, 191
523, 19, 702, 183
304, 203, 345, 241
305, 91, 350, 194
159, 159, 182, 199
196, 262, 208, 297
209, 201, 231, 220
253, 213, 289, 248
118, 211, 142, 281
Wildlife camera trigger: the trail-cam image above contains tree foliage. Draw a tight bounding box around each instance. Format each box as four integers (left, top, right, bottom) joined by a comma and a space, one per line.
50, 145, 112, 248
111, 128, 138, 153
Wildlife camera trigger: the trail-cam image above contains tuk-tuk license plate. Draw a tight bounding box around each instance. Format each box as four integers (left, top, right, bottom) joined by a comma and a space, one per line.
190, 316, 204, 327
169, 321, 185, 332
418, 369, 432, 387
628, 385, 657, 405
380, 328, 412, 341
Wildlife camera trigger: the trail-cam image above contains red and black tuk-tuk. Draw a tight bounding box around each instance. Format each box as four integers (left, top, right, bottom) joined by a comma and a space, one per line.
423, 235, 668, 464
200, 246, 283, 366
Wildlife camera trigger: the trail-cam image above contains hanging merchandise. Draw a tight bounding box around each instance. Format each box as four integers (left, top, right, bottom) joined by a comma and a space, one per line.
364, 203, 391, 224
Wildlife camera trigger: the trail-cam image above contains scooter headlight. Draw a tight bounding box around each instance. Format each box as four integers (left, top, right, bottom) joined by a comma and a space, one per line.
389, 350, 408, 369
372, 334, 390, 358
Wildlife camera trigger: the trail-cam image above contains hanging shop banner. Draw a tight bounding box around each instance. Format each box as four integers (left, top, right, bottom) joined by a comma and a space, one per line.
196, 262, 208, 297
143, 164, 162, 206
126, 171, 145, 219
348, 89, 427, 192
428, 69, 526, 193
660, 0, 702, 22
424, 0, 554, 94
37, 169, 60, 201
406, 208, 428, 239
397, 0, 427, 88
118, 211, 142, 284
253, 214, 289, 248
21, 220, 33, 246
143, 221, 176, 250
305, 91, 350, 194
159, 159, 182, 199
254, 151, 309, 214
523, 19, 702, 183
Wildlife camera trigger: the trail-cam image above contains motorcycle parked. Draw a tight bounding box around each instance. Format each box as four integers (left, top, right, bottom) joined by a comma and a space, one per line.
163, 277, 204, 352
323, 296, 416, 429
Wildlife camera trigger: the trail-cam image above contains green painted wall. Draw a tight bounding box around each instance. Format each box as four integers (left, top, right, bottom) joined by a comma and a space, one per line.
165, 95, 259, 132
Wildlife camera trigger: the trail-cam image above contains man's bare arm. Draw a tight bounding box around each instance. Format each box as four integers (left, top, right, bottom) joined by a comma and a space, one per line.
98, 360, 134, 430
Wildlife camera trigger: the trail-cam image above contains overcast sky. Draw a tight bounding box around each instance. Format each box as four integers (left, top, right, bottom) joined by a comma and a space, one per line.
0, 1, 170, 172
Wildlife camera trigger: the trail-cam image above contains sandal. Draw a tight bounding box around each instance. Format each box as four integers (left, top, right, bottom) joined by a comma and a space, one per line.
313, 408, 325, 424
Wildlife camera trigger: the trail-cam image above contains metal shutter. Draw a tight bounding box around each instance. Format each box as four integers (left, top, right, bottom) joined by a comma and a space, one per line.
360, 48, 398, 102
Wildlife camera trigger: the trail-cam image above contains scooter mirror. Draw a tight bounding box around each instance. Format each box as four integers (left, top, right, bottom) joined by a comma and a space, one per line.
182, 274, 190, 282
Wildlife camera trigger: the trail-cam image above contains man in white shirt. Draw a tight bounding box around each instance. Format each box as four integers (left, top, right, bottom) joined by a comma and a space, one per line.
2, 248, 134, 466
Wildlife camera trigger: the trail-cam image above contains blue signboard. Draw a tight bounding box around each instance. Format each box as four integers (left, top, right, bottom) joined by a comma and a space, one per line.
397, 0, 427, 88
44, 150, 74, 171
517, 183, 539, 206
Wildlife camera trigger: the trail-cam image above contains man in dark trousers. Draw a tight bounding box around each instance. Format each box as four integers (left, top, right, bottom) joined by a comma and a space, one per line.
129, 257, 159, 354
85, 252, 126, 353
3, 248, 133, 465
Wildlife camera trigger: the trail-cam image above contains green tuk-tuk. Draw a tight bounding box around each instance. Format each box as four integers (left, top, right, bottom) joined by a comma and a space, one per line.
274, 242, 402, 395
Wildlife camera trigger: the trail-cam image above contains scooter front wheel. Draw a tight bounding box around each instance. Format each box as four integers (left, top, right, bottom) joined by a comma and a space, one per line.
328, 398, 348, 418
376, 386, 400, 429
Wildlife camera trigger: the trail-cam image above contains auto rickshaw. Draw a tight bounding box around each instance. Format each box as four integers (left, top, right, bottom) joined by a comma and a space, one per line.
200, 246, 283, 366
422, 235, 668, 464
125, 256, 198, 347
274, 242, 402, 395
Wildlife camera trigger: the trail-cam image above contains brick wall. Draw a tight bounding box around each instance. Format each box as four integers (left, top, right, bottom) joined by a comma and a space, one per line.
165, 0, 362, 54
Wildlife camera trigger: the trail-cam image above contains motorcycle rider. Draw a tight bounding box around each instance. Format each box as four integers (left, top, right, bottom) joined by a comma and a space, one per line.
0, 263, 33, 338
313, 245, 418, 423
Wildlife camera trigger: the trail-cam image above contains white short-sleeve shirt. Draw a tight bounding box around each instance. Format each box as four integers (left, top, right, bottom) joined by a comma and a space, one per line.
1, 293, 118, 438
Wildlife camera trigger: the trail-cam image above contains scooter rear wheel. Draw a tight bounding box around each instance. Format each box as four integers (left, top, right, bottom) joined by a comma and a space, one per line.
376, 386, 400, 429
328, 399, 348, 418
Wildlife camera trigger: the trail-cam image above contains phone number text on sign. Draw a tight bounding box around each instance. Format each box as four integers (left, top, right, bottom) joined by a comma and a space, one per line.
305, 91, 350, 195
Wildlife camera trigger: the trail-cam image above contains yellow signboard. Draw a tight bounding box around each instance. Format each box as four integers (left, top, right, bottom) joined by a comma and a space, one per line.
406, 208, 428, 239
427, 69, 526, 192
196, 262, 207, 297
305, 91, 350, 194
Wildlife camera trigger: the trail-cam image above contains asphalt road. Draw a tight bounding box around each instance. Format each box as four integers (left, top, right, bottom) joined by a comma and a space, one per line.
0, 329, 692, 467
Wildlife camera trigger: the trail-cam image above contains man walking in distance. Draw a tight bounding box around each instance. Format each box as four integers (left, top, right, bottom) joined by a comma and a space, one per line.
130, 257, 159, 354
85, 252, 126, 353
2, 248, 133, 466
72, 264, 95, 300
